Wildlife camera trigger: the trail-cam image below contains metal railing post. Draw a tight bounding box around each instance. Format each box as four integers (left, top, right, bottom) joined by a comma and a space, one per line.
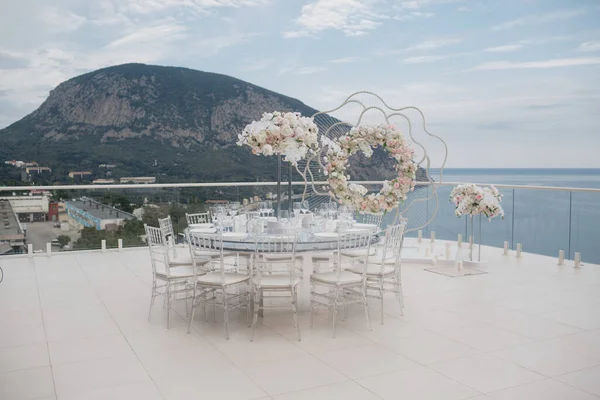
568, 191, 573, 260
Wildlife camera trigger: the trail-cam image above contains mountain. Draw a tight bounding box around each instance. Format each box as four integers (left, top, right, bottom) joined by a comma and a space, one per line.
0, 63, 396, 183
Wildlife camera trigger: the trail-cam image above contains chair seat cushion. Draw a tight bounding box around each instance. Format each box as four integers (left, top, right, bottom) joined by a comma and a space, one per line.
311, 271, 362, 285
197, 272, 250, 286
252, 275, 301, 288
261, 254, 295, 261
340, 248, 376, 258
193, 250, 235, 258
156, 265, 195, 279
348, 264, 395, 276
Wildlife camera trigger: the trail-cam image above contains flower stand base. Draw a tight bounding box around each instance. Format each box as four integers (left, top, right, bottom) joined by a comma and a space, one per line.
425, 264, 487, 278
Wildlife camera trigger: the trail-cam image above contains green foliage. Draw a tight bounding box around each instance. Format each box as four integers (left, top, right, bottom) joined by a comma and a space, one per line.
56, 235, 71, 247
73, 219, 145, 250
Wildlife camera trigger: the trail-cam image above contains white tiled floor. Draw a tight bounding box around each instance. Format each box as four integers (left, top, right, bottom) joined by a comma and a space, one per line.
1, 240, 600, 400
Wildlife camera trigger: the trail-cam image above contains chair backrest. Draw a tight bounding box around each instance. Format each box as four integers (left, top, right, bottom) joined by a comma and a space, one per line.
186, 212, 211, 225
188, 232, 226, 283
337, 231, 373, 284
374, 219, 407, 273
145, 224, 170, 278
158, 216, 177, 259
253, 234, 298, 288
355, 212, 384, 228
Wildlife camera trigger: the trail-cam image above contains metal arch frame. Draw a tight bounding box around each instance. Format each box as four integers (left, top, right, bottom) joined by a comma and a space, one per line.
296, 91, 448, 233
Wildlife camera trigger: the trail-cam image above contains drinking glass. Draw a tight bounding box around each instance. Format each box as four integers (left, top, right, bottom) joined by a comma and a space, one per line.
293, 202, 302, 215
301, 200, 310, 214
265, 200, 274, 215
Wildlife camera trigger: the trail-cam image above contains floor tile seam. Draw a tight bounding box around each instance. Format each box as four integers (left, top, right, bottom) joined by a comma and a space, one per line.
441, 349, 556, 385
0, 362, 52, 375
421, 323, 537, 350
32, 257, 59, 399
265, 377, 354, 398
485, 350, 600, 379
74, 256, 169, 400
514, 333, 600, 360
427, 356, 547, 395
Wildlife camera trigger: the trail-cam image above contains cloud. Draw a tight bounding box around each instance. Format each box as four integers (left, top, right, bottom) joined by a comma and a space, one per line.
294, 66, 327, 75
327, 56, 362, 63
35, 7, 87, 33
239, 57, 274, 71
115, 0, 270, 14
283, 30, 311, 39
106, 24, 188, 48
492, 8, 586, 31
403, 55, 454, 63
578, 41, 600, 52
405, 37, 462, 51
472, 57, 600, 71
288, 0, 384, 37
484, 44, 524, 53
394, 11, 434, 21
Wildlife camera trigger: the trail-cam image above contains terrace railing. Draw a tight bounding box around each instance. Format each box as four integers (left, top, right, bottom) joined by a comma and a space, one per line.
1, 181, 599, 264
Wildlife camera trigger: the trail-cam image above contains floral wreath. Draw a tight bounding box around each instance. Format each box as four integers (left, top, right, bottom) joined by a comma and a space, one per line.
322, 124, 417, 213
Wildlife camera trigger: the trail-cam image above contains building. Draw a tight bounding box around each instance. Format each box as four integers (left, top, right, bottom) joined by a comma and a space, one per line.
64, 198, 134, 230
92, 179, 115, 184
99, 164, 117, 169
0, 199, 25, 254
48, 201, 59, 222
120, 177, 156, 184
25, 166, 52, 174
68, 171, 93, 179
0, 194, 50, 222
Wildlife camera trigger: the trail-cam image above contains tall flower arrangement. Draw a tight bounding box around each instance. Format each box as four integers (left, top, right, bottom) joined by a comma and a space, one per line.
450, 183, 504, 220
236, 111, 319, 166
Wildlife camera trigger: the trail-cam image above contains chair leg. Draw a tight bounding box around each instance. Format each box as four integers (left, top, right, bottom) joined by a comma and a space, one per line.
362, 285, 372, 332
148, 280, 157, 321
187, 296, 197, 334
246, 284, 252, 328
380, 279, 385, 325
166, 283, 172, 329
223, 289, 230, 340
251, 289, 260, 342
332, 288, 340, 339
309, 282, 315, 328
292, 287, 301, 341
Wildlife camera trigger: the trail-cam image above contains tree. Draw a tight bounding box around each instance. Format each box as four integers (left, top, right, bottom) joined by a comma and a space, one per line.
56, 235, 71, 247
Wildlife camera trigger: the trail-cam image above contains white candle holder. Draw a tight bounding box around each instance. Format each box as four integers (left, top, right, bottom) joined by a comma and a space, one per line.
430, 231, 436, 243
516, 243, 522, 258
46, 243, 51, 256
558, 250, 565, 266
457, 234, 462, 247
457, 261, 463, 271
425, 247, 430, 257
101, 240, 107, 252
503, 241, 509, 255
418, 230, 423, 243
445, 242, 451, 260
574, 252, 581, 268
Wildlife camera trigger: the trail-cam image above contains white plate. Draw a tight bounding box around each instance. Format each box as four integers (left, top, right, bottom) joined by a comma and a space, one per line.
189, 223, 213, 228
222, 232, 247, 240
189, 228, 217, 234
353, 223, 378, 229
314, 232, 339, 239
345, 228, 370, 233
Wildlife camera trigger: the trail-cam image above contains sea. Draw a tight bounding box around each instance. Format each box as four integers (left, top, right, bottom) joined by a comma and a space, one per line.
404, 168, 600, 265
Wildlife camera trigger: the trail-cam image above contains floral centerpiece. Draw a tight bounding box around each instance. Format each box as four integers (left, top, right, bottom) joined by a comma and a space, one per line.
450, 183, 504, 220
236, 111, 319, 166
322, 124, 417, 213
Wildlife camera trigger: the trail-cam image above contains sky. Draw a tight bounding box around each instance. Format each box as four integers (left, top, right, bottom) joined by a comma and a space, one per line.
0, 0, 599, 168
